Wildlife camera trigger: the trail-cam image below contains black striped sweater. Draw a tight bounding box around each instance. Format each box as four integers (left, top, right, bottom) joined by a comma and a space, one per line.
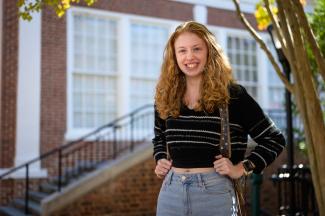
152, 84, 286, 174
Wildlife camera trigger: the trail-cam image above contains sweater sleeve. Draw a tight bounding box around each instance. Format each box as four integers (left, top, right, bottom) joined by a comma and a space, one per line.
152, 105, 167, 163
238, 86, 286, 173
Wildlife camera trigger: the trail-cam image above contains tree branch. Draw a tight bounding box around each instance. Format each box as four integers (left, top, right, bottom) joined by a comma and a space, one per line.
275, 0, 297, 73
264, 0, 286, 51
232, 0, 294, 94
292, 0, 325, 82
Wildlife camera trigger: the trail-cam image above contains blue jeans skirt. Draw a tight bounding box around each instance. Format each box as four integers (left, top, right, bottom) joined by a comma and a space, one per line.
156, 170, 238, 216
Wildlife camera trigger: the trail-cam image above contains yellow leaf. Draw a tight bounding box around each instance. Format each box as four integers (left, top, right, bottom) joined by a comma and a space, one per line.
57, 9, 65, 17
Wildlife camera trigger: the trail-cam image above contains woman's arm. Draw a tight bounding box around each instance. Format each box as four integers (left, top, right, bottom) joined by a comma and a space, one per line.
152, 105, 168, 162
238, 85, 286, 174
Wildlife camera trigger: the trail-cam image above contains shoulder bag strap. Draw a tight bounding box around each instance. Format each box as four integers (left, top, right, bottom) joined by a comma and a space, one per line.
219, 104, 231, 158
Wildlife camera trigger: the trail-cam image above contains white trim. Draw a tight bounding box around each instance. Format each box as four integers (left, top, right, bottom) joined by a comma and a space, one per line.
193, 4, 207, 24
0, 167, 47, 179
0, 0, 2, 149
258, 34, 270, 108
15, 10, 42, 171
117, 16, 130, 117
68, 6, 181, 27
66, 9, 74, 136
170, 0, 259, 13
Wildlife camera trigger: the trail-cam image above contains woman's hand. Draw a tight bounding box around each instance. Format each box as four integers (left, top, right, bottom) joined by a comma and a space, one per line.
155, 159, 172, 179
213, 155, 244, 179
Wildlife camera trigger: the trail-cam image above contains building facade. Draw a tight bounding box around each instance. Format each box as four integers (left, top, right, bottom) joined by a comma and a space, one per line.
0, 0, 288, 177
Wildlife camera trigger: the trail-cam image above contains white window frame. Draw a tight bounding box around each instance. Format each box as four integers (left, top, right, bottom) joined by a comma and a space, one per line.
66, 7, 180, 140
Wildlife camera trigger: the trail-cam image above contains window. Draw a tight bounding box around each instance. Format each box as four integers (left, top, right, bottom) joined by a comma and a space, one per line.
267, 41, 285, 109
71, 13, 118, 128
227, 36, 258, 99
130, 23, 169, 110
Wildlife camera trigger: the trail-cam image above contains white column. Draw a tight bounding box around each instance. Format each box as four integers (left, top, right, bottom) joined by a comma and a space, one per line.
216, 28, 227, 54
257, 34, 269, 109
15, 11, 47, 178
193, 5, 207, 24
117, 17, 130, 117
0, 0, 3, 156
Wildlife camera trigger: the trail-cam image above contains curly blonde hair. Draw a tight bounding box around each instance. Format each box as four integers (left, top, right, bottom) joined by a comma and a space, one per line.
155, 21, 234, 119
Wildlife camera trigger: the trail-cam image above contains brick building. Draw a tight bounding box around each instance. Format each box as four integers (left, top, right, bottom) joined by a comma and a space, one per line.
0, 0, 312, 215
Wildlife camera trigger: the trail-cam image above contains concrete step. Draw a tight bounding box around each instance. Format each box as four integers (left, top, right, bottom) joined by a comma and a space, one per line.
28, 191, 48, 203
49, 175, 71, 187
63, 162, 97, 178
0, 206, 27, 216
39, 183, 58, 194
12, 198, 41, 216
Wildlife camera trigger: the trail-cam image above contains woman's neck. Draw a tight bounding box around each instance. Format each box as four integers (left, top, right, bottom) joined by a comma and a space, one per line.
184, 76, 202, 109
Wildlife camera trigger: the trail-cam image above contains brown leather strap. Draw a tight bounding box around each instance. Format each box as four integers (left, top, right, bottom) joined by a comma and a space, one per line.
219, 104, 231, 158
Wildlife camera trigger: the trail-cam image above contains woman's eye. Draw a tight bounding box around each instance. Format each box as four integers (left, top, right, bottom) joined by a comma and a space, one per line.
193, 47, 201, 52
178, 50, 186, 54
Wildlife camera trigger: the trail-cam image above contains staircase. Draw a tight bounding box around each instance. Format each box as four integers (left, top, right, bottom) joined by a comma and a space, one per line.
0, 105, 154, 216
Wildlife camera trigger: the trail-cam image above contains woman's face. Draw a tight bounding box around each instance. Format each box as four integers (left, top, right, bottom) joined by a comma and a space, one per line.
174, 32, 208, 79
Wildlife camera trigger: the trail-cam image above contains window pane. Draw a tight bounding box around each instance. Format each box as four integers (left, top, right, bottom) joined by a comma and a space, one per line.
73, 13, 117, 74
130, 23, 169, 110
72, 74, 117, 128
267, 41, 285, 109
227, 36, 258, 99
72, 13, 118, 128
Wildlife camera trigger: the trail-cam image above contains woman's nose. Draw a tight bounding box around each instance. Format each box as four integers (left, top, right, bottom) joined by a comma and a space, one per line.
185, 51, 194, 60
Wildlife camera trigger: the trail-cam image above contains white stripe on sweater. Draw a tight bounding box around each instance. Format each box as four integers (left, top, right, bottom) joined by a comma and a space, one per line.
252, 123, 274, 140
167, 140, 219, 147
251, 152, 267, 167
166, 129, 220, 135
258, 145, 278, 157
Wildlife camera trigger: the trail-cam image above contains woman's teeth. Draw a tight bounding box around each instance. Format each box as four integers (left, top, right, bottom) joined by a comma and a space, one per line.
187, 63, 197, 68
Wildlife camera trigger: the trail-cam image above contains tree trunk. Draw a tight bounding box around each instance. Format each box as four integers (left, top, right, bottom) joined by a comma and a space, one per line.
232, 0, 325, 215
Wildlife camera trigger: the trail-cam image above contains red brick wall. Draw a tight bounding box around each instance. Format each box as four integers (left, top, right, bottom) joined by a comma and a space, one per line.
40, 7, 67, 155
208, 7, 258, 30
77, 0, 193, 21
0, 178, 46, 206
52, 157, 162, 216
0, 0, 18, 168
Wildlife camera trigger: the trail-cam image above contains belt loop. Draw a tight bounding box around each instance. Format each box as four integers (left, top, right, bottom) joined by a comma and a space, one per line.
197, 173, 204, 188
166, 170, 173, 185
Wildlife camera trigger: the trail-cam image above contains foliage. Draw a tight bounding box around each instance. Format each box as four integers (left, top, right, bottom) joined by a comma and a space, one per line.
309, 0, 325, 119
255, 0, 306, 30
17, 0, 97, 21
255, 0, 277, 30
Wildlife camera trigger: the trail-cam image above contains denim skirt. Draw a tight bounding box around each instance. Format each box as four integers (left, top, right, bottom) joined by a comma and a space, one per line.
156, 170, 238, 216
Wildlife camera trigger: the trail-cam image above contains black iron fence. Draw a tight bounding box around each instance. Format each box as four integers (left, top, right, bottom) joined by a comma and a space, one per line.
271, 164, 319, 215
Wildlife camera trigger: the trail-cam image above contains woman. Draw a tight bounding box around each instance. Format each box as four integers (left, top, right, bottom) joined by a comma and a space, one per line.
152, 21, 285, 216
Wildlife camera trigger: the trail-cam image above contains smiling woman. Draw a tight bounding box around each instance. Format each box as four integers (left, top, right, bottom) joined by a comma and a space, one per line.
174, 32, 208, 80
152, 21, 286, 216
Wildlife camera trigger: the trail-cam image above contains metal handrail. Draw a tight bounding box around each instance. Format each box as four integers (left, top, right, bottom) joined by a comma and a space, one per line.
0, 104, 154, 214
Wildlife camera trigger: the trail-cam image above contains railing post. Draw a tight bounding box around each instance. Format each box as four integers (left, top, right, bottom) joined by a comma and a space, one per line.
251, 173, 263, 216
130, 113, 134, 152
25, 164, 29, 214
113, 125, 117, 159
58, 149, 62, 191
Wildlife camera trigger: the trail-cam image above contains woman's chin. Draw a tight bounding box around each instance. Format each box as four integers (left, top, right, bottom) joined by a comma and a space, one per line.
184, 72, 203, 79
